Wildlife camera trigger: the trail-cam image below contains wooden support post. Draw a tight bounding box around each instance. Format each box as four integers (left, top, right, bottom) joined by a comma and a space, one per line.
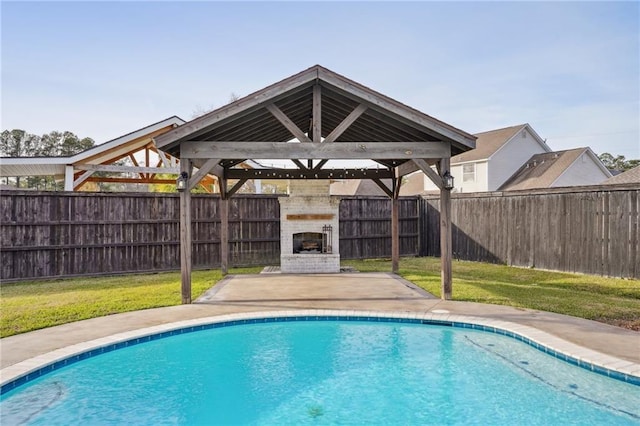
439, 158, 453, 300
391, 197, 400, 273
220, 197, 229, 275
391, 176, 401, 274
179, 159, 193, 304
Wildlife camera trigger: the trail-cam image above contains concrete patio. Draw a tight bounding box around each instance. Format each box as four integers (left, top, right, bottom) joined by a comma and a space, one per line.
2, 272, 639, 380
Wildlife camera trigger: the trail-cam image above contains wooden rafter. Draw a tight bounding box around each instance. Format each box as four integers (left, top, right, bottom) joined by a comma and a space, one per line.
413, 158, 444, 190
266, 103, 312, 143
291, 159, 308, 170
188, 158, 222, 190
323, 104, 367, 143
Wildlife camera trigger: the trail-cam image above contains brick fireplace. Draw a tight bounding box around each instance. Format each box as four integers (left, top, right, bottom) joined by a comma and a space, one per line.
279, 180, 340, 273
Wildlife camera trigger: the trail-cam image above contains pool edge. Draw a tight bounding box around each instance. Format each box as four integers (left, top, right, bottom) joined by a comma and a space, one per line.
2, 310, 639, 394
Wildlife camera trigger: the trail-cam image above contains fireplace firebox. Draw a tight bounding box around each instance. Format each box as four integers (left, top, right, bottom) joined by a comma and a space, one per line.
293, 232, 323, 254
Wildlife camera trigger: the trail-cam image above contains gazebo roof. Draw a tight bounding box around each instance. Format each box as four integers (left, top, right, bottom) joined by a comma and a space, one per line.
155, 65, 475, 171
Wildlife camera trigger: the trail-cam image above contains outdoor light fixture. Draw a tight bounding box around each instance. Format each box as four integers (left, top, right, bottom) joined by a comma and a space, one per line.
443, 171, 454, 190
176, 172, 189, 191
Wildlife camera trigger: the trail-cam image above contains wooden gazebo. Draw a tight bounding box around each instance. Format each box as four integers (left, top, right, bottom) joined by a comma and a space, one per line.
155, 65, 476, 303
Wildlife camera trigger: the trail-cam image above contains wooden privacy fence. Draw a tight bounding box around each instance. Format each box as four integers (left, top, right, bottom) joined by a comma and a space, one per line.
0, 192, 419, 281
421, 184, 639, 279
3, 185, 637, 281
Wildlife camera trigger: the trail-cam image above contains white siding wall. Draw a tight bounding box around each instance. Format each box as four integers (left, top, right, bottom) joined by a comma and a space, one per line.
423, 173, 439, 192
553, 153, 610, 187
451, 161, 489, 192
487, 128, 550, 191
416, 161, 489, 193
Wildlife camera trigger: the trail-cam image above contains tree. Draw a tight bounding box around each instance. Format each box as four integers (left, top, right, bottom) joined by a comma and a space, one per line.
1, 129, 96, 189
598, 153, 640, 172
39, 131, 94, 156
0, 130, 41, 157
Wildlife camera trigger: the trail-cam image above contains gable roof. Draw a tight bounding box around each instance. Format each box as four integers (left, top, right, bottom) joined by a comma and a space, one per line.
452, 123, 550, 164
154, 65, 476, 168
0, 116, 185, 177
603, 165, 640, 185
498, 148, 597, 190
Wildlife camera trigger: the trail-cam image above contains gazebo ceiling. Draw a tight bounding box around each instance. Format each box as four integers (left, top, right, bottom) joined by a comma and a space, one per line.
155, 65, 475, 172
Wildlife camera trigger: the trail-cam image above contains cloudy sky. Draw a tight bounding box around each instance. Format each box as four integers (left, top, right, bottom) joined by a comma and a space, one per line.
2, 1, 638, 158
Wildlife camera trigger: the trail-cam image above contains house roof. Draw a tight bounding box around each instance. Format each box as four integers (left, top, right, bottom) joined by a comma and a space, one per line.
451, 124, 525, 164
451, 123, 551, 165
330, 179, 390, 196
155, 65, 476, 171
0, 116, 185, 177
498, 148, 592, 190
603, 165, 640, 185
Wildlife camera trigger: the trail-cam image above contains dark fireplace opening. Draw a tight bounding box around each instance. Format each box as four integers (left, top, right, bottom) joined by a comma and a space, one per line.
293, 232, 323, 254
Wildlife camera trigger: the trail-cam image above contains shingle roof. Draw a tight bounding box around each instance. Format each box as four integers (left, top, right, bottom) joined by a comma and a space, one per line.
498, 148, 587, 191
603, 165, 640, 185
452, 124, 525, 164
330, 179, 390, 196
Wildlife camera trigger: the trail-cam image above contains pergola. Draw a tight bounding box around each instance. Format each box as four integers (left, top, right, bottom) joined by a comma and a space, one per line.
155, 65, 476, 303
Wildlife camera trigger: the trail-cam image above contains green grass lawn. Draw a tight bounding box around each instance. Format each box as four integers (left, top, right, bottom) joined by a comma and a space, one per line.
1, 259, 639, 338
0, 267, 261, 337
344, 258, 640, 331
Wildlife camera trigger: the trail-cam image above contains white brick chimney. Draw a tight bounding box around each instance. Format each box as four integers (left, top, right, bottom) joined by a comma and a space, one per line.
278, 180, 340, 273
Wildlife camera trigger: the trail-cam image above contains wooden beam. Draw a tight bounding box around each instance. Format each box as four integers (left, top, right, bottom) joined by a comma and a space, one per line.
413, 158, 444, 190
181, 141, 450, 160
73, 170, 95, 189
266, 103, 312, 143
226, 178, 248, 198
313, 84, 322, 143
188, 158, 222, 190
154, 147, 173, 168
372, 178, 393, 198
226, 168, 395, 180
291, 159, 308, 170
439, 157, 452, 300
179, 159, 193, 304
287, 214, 334, 220
396, 159, 421, 177
217, 175, 227, 199
313, 159, 328, 170
323, 104, 367, 143
84, 177, 176, 184
394, 176, 402, 199
220, 198, 229, 275
74, 164, 180, 174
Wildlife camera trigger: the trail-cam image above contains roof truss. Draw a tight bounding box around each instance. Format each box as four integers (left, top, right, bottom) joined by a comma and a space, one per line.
155, 65, 475, 199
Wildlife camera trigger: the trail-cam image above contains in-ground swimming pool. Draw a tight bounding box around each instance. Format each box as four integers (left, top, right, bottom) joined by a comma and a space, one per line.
1, 317, 638, 425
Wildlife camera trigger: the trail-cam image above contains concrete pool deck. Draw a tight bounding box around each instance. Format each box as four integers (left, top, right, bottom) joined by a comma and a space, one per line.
2, 272, 639, 384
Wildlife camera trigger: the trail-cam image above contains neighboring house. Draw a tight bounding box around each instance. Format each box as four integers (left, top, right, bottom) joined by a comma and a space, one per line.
498, 147, 612, 191
330, 179, 390, 196
602, 165, 640, 185
406, 124, 552, 194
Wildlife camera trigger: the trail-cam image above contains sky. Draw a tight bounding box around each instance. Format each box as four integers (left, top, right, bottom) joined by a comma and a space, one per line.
1, 1, 639, 159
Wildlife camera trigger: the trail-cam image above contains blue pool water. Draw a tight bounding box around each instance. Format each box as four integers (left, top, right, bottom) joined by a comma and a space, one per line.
1, 320, 639, 425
